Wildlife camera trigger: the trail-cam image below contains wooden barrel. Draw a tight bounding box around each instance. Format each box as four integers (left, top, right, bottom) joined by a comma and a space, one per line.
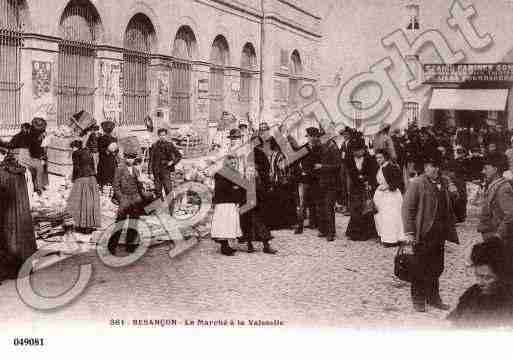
47, 137, 73, 177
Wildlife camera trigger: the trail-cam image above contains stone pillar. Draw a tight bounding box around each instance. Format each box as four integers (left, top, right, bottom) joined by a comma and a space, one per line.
95, 49, 123, 126
21, 37, 59, 131
224, 68, 241, 122
192, 62, 211, 139
148, 57, 171, 129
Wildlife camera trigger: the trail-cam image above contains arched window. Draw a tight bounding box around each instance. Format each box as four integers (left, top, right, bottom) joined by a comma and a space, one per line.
171, 26, 195, 123
122, 13, 154, 127
209, 35, 229, 123
240, 43, 256, 120
58, 0, 100, 124
289, 50, 302, 109
0, 0, 24, 131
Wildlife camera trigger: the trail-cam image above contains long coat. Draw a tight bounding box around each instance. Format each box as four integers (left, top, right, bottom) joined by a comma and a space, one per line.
402, 174, 458, 244
315, 140, 341, 191
0, 158, 37, 262
97, 134, 117, 186
477, 177, 513, 240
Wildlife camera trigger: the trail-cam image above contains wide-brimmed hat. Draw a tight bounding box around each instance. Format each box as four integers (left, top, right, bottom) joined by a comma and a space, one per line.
101, 120, 116, 133
306, 127, 321, 138
31, 117, 47, 132
483, 153, 507, 171
227, 128, 242, 139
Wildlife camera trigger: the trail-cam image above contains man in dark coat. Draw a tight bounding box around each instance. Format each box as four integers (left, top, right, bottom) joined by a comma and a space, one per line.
148, 128, 182, 201
109, 152, 147, 255
345, 137, 379, 241
402, 154, 459, 312
308, 127, 341, 241
477, 153, 513, 242
444, 147, 468, 223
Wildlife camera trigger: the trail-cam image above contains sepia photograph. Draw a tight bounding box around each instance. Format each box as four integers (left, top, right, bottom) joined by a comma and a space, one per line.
1, 0, 513, 357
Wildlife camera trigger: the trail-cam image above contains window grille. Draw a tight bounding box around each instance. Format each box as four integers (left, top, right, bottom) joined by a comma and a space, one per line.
0, 0, 23, 132
57, 1, 98, 125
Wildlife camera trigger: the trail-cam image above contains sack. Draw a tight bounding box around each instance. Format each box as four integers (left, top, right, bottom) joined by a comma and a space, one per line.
394, 244, 418, 282
361, 188, 378, 216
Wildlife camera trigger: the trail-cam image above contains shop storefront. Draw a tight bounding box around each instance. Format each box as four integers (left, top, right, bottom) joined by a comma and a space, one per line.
423, 63, 513, 129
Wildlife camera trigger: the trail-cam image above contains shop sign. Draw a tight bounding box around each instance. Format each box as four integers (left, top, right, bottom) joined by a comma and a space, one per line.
423, 63, 513, 83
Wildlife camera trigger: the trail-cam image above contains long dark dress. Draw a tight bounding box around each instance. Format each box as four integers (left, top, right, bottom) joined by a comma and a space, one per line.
0, 157, 37, 262
345, 154, 379, 241
240, 146, 272, 242
97, 134, 117, 187
264, 150, 297, 230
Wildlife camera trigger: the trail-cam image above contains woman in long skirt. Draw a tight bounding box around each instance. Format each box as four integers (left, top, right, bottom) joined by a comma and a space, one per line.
211, 155, 243, 256
373, 149, 406, 247
0, 152, 37, 263
66, 140, 101, 234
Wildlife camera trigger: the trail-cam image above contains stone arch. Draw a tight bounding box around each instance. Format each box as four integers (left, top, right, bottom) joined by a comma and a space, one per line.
123, 12, 157, 53
120, 1, 161, 52
170, 16, 201, 60
210, 34, 230, 66
241, 42, 257, 70
0, 0, 32, 31
59, 0, 104, 43
172, 25, 198, 60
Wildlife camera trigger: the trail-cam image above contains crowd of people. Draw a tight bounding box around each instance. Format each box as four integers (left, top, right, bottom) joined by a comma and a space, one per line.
1, 114, 513, 328
0, 117, 182, 260
211, 119, 513, 327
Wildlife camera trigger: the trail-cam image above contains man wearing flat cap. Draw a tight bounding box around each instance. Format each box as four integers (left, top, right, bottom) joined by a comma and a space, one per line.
402, 153, 459, 312
478, 153, 513, 242
148, 128, 182, 201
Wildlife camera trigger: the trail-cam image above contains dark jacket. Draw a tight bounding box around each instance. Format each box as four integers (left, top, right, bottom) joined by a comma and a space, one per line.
112, 163, 144, 215
212, 173, 244, 205
478, 177, 513, 240
346, 154, 379, 192
381, 162, 404, 193
447, 283, 513, 328
8, 131, 31, 149
28, 130, 45, 159
86, 132, 99, 153
71, 148, 96, 181
315, 139, 342, 190
149, 140, 182, 174
402, 174, 458, 244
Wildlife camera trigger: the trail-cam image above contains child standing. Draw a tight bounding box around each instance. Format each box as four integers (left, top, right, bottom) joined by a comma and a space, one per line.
211, 155, 244, 256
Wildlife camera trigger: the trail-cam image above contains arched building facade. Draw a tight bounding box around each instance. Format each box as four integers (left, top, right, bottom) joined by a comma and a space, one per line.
0, 0, 321, 138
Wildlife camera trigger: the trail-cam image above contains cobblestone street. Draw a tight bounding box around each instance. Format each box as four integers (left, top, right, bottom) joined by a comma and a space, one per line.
0, 208, 480, 329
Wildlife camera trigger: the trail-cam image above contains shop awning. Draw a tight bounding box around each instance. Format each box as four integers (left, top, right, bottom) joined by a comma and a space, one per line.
428, 89, 509, 111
